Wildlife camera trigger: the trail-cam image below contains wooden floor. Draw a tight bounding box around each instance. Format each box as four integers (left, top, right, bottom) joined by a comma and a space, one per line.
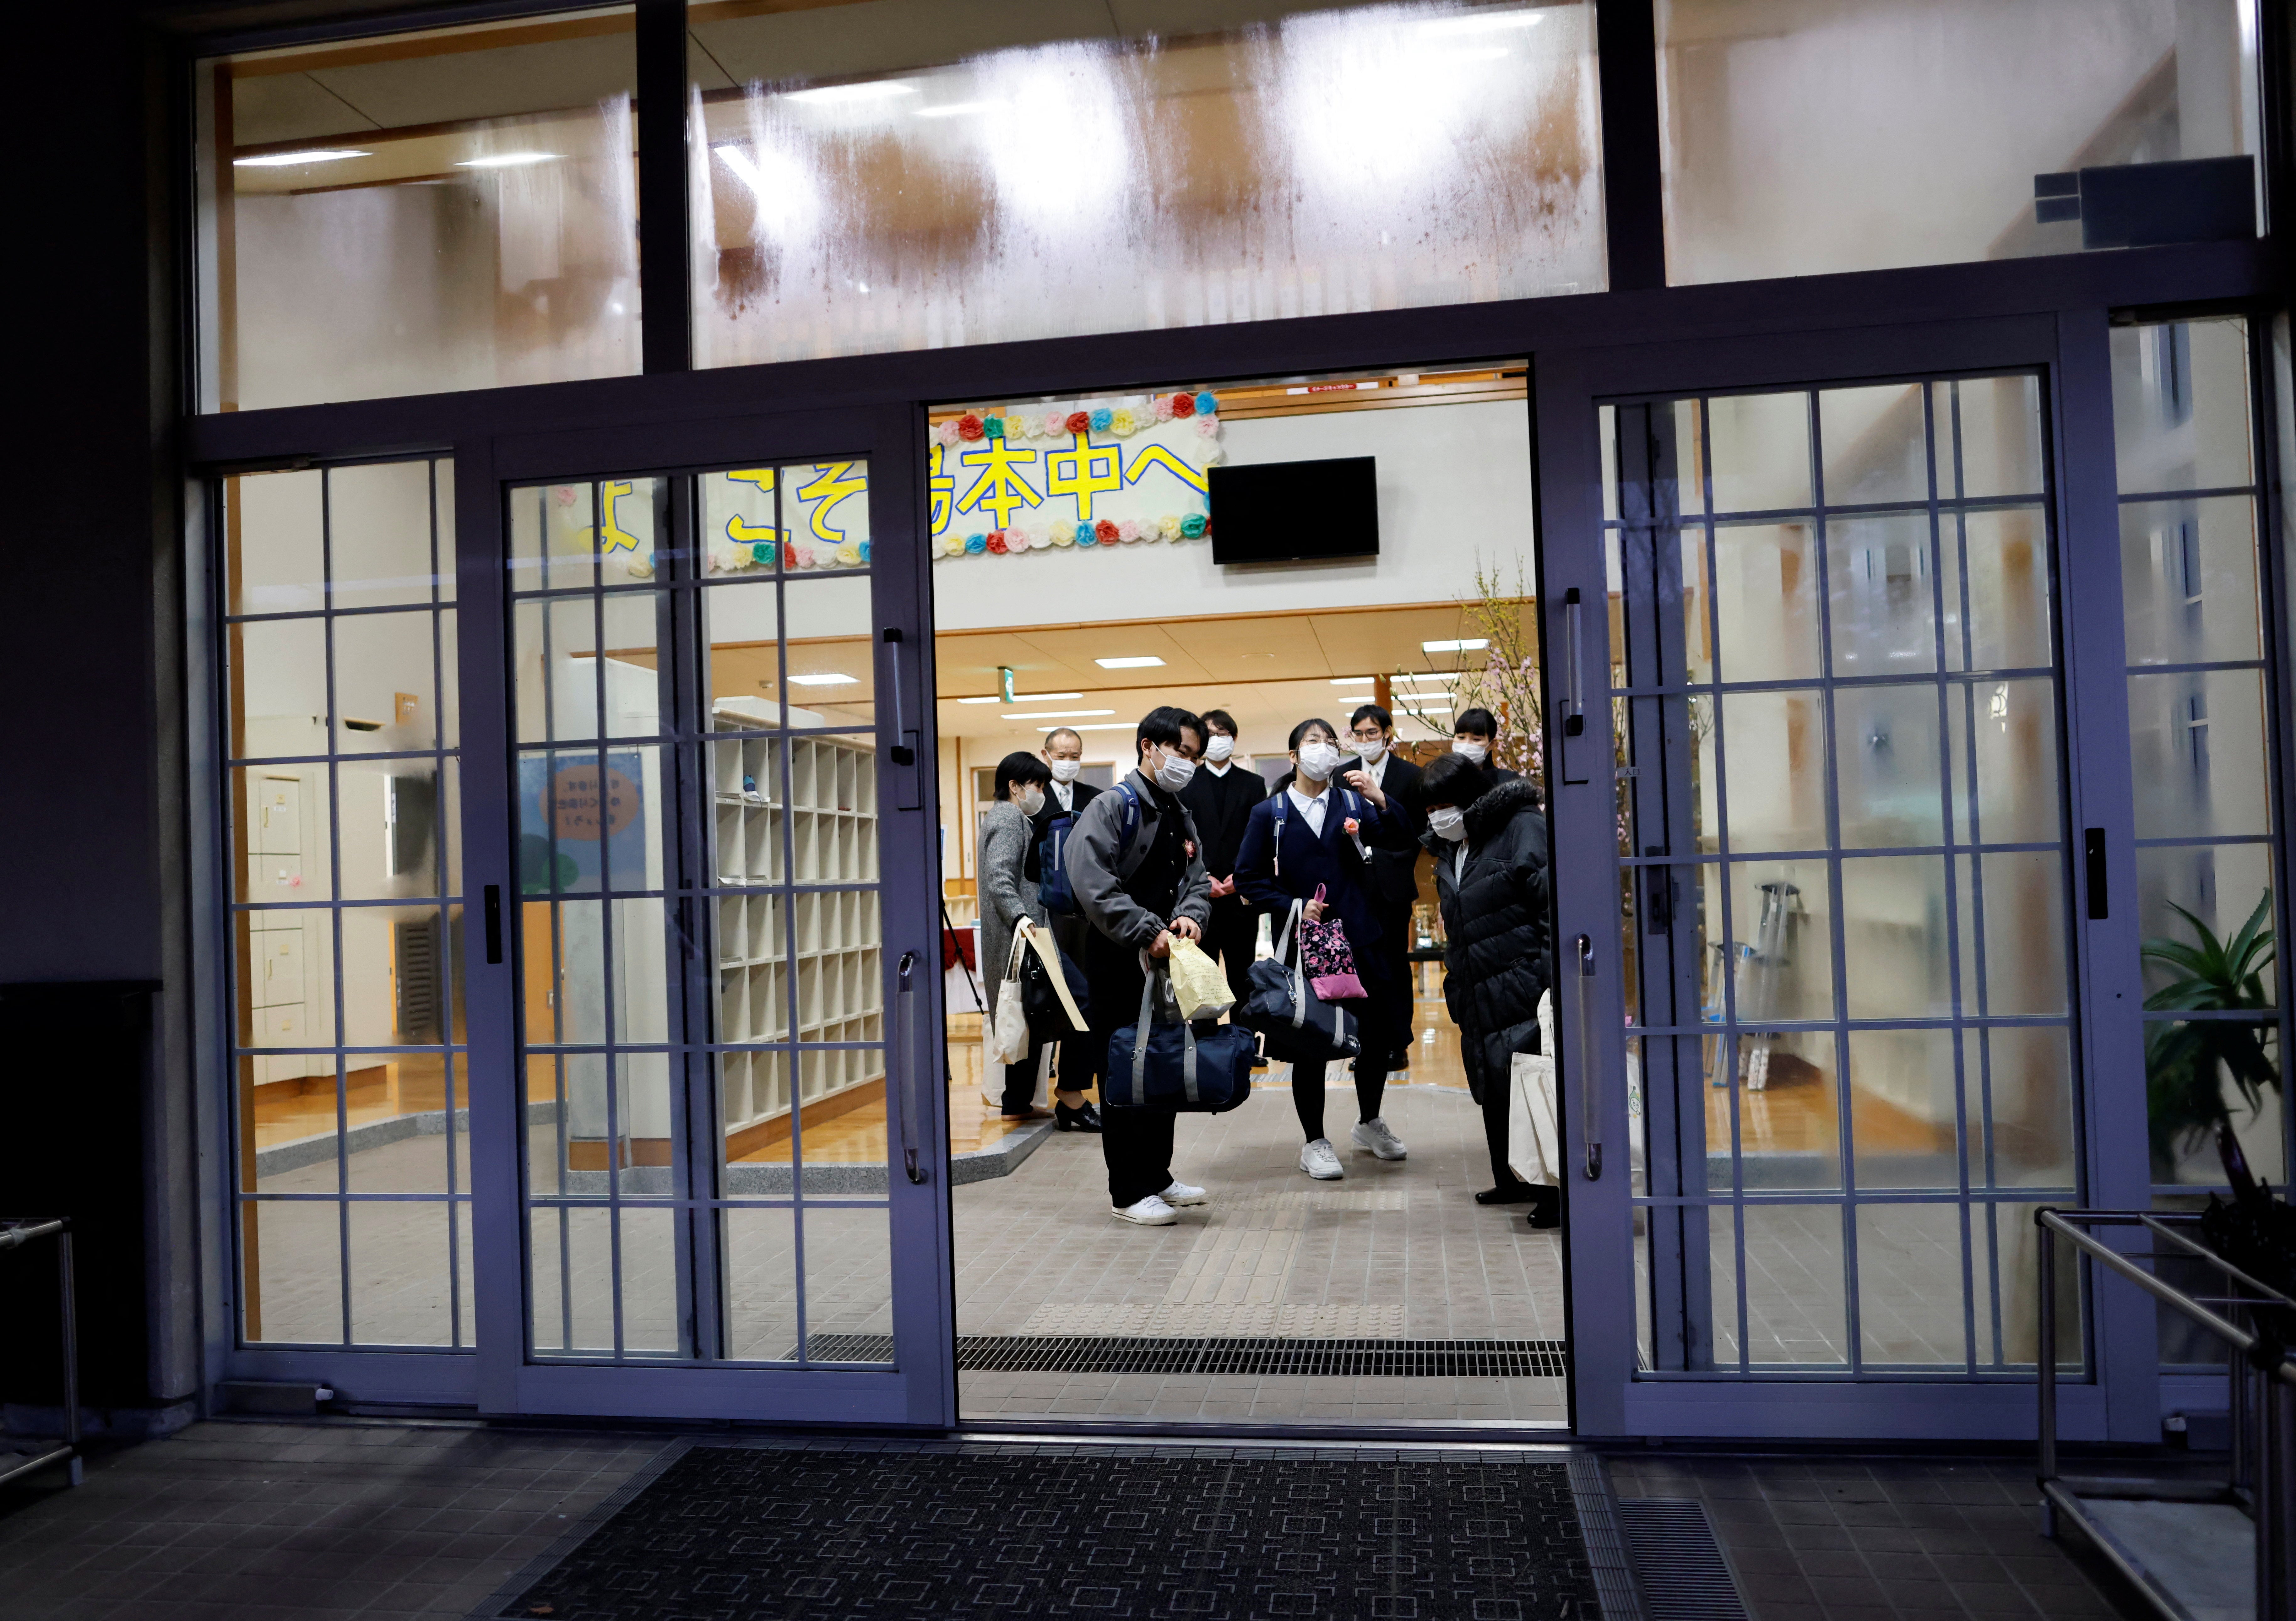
240, 991, 1932, 1168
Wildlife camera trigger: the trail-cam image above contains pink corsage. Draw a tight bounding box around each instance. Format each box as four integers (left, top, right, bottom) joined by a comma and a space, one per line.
956, 413, 985, 442
1343, 818, 1360, 838
1171, 391, 1196, 418
1153, 395, 1176, 422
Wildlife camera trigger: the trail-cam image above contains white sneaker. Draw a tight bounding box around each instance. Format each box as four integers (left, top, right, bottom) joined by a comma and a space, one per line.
1351, 1118, 1408, 1161
1112, 1195, 1179, 1226
1161, 1180, 1208, 1206
1299, 1139, 1344, 1180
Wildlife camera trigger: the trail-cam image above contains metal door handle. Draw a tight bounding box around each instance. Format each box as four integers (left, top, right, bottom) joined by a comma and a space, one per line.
881, 628, 916, 767
1563, 589, 1586, 736
895, 950, 924, 1183
2084, 828, 2108, 919
484, 885, 503, 964
1575, 932, 1600, 1180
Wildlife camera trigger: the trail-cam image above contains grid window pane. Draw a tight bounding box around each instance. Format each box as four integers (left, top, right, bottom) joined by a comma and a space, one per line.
223, 458, 468, 1352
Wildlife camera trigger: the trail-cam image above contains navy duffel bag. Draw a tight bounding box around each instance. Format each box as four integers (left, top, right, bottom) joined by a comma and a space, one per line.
1104, 965, 1255, 1114
1231, 949, 1361, 1065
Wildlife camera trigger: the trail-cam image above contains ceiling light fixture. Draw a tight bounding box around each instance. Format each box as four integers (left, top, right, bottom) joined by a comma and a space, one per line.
1395, 672, 1463, 684
957, 691, 1082, 704
914, 100, 996, 118
1095, 656, 1166, 669
455, 152, 558, 168
1042, 722, 1135, 732
1002, 708, 1114, 721
1421, 638, 1489, 653
788, 79, 917, 104
1329, 677, 1376, 686
233, 149, 370, 167
787, 673, 860, 686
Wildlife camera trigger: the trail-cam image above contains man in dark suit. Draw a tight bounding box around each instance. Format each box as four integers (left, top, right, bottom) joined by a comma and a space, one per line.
1349, 704, 1425, 1072
1177, 708, 1266, 1005
1029, 725, 1105, 1129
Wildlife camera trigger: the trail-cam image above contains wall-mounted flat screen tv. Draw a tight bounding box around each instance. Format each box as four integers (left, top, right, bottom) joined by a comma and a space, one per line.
1209, 456, 1378, 565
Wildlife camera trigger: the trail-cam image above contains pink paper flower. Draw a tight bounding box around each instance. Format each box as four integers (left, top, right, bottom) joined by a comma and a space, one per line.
1042, 410, 1066, 436
1006, 528, 1032, 553
1116, 519, 1141, 544
933, 420, 959, 447
1194, 414, 1219, 437
1153, 395, 1176, 422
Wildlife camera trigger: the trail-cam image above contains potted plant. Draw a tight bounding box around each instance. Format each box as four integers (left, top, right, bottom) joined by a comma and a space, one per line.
2141, 891, 2279, 1182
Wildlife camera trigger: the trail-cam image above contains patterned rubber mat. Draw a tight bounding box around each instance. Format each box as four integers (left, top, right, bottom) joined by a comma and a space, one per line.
489, 1445, 1609, 1620
804, 1335, 1571, 1377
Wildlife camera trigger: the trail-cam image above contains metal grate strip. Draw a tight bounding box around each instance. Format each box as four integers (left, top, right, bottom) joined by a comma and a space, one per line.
1615, 1499, 1751, 1621
799, 1334, 1571, 1377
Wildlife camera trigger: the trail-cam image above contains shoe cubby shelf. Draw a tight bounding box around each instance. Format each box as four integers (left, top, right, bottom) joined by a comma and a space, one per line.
708, 730, 885, 1136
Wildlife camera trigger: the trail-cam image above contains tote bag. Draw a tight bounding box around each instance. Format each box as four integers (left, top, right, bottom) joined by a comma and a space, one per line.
1297, 883, 1366, 1002
1506, 991, 1562, 1188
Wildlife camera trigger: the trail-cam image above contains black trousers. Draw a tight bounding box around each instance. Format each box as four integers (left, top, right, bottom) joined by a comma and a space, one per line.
999, 1035, 1047, 1114
1103, 1100, 1180, 1207
1045, 913, 1101, 1095
1371, 898, 1418, 1067
1200, 898, 1260, 1005
1293, 1055, 1389, 1143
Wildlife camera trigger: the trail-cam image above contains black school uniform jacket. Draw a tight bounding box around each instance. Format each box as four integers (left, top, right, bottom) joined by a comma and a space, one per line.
1179, 763, 1267, 901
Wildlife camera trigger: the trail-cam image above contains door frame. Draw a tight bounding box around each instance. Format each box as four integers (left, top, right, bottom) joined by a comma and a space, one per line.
1534, 312, 2161, 1442
452, 403, 957, 1424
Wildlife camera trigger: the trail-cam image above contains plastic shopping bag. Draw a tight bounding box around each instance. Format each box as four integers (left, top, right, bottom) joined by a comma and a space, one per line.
1167, 935, 1235, 1021
1507, 991, 1562, 1187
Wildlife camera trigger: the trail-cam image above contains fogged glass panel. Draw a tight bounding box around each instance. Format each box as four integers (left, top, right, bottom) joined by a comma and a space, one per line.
224, 460, 468, 1351
1659, 0, 2264, 285
2111, 318, 2285, 1196
197, 10, 638, 410
690, 0, 1604, 365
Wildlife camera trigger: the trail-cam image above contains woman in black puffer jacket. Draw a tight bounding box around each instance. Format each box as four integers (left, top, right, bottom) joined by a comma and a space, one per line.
1419, 753, 1558, 1227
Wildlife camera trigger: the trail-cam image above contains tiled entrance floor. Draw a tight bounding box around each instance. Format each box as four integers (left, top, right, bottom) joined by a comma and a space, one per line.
0, 1423, 2165, 1621
952, 1079, 1571, 1423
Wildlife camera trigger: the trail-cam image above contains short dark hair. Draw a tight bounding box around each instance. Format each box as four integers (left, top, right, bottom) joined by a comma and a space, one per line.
1453, 706, 1499, 740
1200, 708, 1238, 739
1137, 705, 1204, 759
1420, 751, 1494, 809
1349, 703, 1393, 734
1286, 717, 1339, 752
1042, 726, 1083, 751
994, 751, 1053, 800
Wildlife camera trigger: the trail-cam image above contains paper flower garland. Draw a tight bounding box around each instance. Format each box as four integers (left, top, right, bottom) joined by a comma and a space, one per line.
931, 391, 1221, 561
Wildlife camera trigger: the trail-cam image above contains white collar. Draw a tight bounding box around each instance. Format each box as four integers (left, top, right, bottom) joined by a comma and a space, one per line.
1205, 760, 1231, 777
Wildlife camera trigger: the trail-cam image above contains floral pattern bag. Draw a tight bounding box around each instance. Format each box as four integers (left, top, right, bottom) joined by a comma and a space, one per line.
1299, 884, 1366, 1002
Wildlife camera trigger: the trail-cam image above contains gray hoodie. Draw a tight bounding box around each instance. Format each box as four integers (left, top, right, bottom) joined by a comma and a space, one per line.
1065, 769, 1213, 951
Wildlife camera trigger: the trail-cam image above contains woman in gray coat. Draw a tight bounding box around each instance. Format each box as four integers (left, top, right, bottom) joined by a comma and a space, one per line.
978, 751, 1097, 1126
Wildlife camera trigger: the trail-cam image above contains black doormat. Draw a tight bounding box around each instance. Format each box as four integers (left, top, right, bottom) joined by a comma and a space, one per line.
481, 1444, 1616, 1621
803, 1335, 1570, 1378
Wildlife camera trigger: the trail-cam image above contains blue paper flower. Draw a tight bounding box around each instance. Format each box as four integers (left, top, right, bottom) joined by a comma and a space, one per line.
1075, 521, 1098, 547
964, 533, 987, 555
750, 542, 772, 565
1089, 407, 1114, 432
857, 540, 871, 563
985, 415, 1005, 440
1195, 392, 1219, 416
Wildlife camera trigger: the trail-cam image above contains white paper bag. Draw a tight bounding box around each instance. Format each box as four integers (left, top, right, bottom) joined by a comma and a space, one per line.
1507, 991, 1562, 1187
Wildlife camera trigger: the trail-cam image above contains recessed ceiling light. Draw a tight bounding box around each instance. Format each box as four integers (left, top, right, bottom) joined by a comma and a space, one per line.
234, 149, 370, 168
956, 691, 1082, 704
1421, 638, 1489, 653
787, 673, 859, 686
1096, 656, 1166, 669
1043, 722, 1135, 732
456, 152, 558, 168
915, 100, 996, 118
1396, 672, 1463, 684
1329, 677, 1376, 686
1002, 709, 1115, 720
788, 80, 916, 104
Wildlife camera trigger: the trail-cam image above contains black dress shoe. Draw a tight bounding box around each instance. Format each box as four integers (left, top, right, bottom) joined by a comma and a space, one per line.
1525, 1189, 1562, 1229
1055, 1101, 1104, 1133
1475, 1184, 1536, 1205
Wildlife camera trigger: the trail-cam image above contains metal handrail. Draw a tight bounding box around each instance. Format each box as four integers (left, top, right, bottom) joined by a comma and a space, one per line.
0, 1216, 81, 1490
2035, 1207, 2292, 1621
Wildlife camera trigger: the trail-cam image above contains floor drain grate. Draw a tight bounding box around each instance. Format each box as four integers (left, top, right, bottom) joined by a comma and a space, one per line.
800, 1334, 1570, 1377
1615, 1499, 1750, 1620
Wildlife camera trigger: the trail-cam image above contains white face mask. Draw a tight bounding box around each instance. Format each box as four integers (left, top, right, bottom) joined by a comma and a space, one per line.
1429, 806, 1467, 842
1046, 757, 1082, 784
1018, 787, 1046, 818
1453, 739, 1489, 765
1296, 741, 1342, 782
1204, 735, 1235, 763
1354, 737, 1387, 765
1150, 747, 1197, 791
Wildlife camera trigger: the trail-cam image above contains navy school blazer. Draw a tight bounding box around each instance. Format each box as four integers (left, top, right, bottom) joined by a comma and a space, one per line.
1233, 785, 1414, 981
